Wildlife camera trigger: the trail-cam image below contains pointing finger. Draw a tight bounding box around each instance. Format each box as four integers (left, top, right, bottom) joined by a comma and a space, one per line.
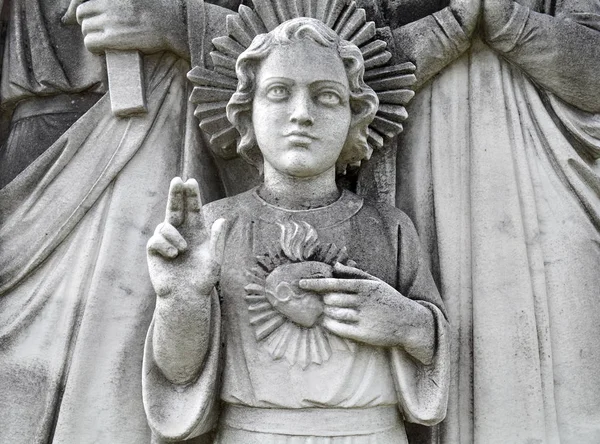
333, 262, 378, 281
166, 177, 185, 227
298, 278, 364, 294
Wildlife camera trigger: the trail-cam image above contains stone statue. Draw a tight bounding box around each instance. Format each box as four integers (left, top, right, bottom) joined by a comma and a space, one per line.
2, 0, 599, 442
0, 0, 424, 441
386, 0, 600, 442
0, 1, 237, 442
143, 17, 449, 443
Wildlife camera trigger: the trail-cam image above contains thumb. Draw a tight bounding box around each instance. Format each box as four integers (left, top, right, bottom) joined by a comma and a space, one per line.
62, 0, 85, 25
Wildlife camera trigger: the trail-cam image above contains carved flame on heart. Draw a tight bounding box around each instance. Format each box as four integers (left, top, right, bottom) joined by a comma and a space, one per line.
244, 220, 357, 369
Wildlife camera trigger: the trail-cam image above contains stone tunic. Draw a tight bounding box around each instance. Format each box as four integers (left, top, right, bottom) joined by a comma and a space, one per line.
143, 189, 450, 443
0, 0, 105, 107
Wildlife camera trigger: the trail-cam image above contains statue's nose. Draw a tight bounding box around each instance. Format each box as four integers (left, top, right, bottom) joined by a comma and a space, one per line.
289, 92, 314, 126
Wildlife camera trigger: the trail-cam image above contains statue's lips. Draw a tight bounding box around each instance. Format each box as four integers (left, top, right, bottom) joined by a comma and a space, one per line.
284, 131, 318, 145
284, 130, 317, 138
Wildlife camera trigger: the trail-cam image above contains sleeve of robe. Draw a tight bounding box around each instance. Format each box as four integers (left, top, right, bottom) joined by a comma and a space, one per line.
388, 7, 471, 91
388, 209, 451, 425
485, 1, 600, 113
142, 290, 222, 442
485, 1, 600, 158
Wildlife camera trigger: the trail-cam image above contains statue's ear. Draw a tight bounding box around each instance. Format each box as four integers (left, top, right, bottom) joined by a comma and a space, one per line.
273, 282, 294, 302
336, 94, 377, 168
350, 104, 374, 130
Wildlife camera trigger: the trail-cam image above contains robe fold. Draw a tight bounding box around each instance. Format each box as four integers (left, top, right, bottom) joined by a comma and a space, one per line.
395, 1, 600, 442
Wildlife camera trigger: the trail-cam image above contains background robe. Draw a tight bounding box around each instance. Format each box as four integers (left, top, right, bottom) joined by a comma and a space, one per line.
0, 1, 240, 442
394, 0, 600, 442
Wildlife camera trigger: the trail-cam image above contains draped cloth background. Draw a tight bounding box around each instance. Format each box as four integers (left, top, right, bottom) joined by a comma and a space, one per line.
0, 52, 224, 443
397, 37, 600, 444
0, 0, 240, 441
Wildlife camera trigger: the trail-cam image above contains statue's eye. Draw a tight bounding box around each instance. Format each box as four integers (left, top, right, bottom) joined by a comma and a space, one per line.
266, 85, 289, 100
316, 91, 341, 106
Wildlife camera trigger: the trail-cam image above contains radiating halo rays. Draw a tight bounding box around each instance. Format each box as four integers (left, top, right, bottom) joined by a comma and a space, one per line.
188, 0, 416, 160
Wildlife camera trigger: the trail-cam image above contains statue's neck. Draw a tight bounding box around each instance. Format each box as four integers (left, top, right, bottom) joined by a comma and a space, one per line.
259, 163, 340, 210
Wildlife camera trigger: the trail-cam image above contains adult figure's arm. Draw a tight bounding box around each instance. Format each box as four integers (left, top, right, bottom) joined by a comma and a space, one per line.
389, 0, 481, 91
64, 0, 234, 64
482, 0, 600, 112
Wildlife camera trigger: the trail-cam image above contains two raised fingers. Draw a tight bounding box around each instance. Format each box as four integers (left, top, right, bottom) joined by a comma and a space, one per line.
166, 177, 203, 230
147, 176, 206, 259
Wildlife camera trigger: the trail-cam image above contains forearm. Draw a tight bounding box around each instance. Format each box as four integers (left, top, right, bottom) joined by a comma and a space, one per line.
485, 2, 600, 112
152, 289, 214, 385
391, 7, 470, 91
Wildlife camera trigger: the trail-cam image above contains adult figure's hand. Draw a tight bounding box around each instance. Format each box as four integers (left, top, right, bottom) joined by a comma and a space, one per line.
449, 0, 482, 37
62, 0, 190, 59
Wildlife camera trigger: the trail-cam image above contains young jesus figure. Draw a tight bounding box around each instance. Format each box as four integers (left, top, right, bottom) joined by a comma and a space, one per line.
143, 17, 449, 444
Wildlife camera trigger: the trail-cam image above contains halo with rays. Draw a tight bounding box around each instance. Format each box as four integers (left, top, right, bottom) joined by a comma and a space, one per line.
188, 0, 416, 160
243, 221, 357, 369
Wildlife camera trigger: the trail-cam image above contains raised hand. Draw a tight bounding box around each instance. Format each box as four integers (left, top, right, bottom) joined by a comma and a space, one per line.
299, 263, 435, 358
147, 177, 227, 298
62, 0, 189, 59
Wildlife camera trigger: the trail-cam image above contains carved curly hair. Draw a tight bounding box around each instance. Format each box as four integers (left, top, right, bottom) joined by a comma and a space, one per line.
226, 17, 379, 171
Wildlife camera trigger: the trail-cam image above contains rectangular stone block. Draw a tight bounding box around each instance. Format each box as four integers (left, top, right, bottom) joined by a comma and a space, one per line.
105, 50, 147, 117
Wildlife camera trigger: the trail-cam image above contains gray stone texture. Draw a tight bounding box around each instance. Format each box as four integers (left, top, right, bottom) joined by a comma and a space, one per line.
0, 0, 599, 443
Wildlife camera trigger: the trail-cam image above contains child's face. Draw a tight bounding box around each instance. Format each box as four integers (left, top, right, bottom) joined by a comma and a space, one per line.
252, 40, 352, 178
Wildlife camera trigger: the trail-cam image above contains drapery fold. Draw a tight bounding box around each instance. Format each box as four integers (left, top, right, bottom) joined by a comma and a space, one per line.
398, 38, 600, 443
0, 52, 204, 443
0, 54, 185, 294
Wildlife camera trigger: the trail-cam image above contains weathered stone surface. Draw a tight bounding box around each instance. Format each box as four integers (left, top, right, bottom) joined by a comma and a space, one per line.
0, 0, 599, 443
